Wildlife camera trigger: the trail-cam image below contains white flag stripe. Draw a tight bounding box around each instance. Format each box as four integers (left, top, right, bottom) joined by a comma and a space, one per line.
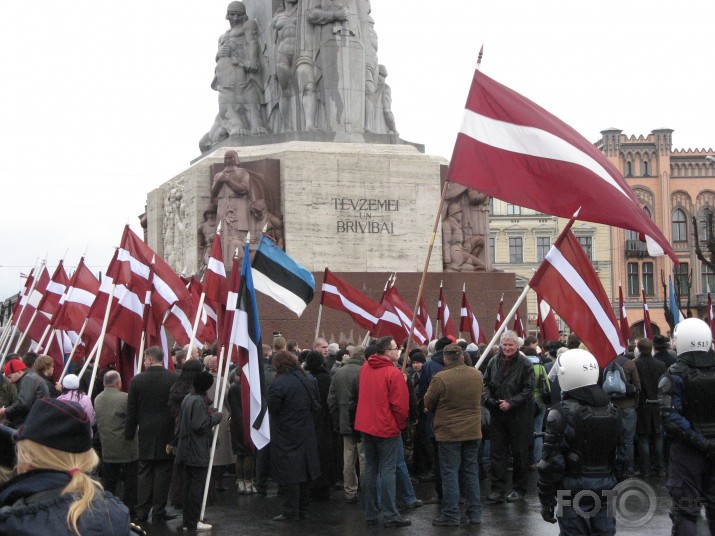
117, 248, 150, 279
392, 307, 426, 341
545, 247, 624, 355
252, 269, 308, 316
460, 109, 630, 200
170, 303, 201, 348
114, 284, 144, 318
46, 281, 66, 295
235, 310, 270, 450
471, 316, 480, 340
226, 291, 239, 312
207, 257, 227, 278
322, 284, 381, 324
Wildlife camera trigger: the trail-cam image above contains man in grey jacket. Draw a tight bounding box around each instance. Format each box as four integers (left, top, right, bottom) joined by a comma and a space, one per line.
95, 371, 139, 516
327, 345, 365, 503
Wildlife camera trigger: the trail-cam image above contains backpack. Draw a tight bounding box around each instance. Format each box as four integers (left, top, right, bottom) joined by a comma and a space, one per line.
603, 358, 637, 399
534, 364, 551, 406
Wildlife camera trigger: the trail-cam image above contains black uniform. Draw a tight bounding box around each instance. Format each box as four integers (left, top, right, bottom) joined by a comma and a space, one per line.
537, 384, 625, 536
659, 350, 715, 536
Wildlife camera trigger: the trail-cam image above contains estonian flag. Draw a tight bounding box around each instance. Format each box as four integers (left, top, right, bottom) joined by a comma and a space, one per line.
251, 236, 315, 316
234, 241, 270, 449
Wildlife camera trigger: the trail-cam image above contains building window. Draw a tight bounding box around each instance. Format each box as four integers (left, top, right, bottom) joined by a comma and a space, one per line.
489, 237, 496, 263
641, 160, 649, 177
577, 236, 593, 260
508, 237, 523, 263
627, 263, 639, 297
699, 208, 712, 242
674, 263, 690, 297
507, 203, 521, 216
672, 208, 688, 242
702, 263, 715, 294
642, 262, 654, 296
625, 162, 632, 177
536, 237, 551, 262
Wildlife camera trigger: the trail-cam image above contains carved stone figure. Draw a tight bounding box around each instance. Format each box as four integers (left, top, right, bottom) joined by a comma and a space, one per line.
198, 203, 218, 268
200, 2, 268, 152
371, 64, 397, 135
442, 184, 491, 272
211, 150, 255, 263
163, 185, 187, 271
249, 199, 284, 249
442, 203, 468, 272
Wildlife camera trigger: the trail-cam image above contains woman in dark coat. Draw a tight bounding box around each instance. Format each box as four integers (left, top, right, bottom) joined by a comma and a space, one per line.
304, 351, 336, 500
267, 351, 320, 522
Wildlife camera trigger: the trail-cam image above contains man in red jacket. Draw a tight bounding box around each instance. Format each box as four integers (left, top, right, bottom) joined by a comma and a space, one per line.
355, 336, 410, 528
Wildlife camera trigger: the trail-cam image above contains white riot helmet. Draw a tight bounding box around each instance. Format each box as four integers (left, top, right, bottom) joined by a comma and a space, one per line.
550, 349, 600, 392
673, 317, 712, 356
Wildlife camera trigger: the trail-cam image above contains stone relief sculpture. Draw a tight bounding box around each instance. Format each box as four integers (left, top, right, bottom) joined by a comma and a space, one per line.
200, 1, 269, 153
208, 151, 284, 271
199, 0, 401, 152
163, 184, 187, 271
442, 184, 490, 272
197, 203, 218, 268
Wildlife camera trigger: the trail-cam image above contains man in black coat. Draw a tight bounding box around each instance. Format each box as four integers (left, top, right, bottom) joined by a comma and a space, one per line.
125, 346, 179, 522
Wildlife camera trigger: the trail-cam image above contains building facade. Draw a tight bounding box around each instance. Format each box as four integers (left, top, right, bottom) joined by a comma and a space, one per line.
599, 128, 715, 339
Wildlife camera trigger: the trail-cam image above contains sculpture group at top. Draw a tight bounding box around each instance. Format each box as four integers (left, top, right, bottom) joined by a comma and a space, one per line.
199, 0, 398, 153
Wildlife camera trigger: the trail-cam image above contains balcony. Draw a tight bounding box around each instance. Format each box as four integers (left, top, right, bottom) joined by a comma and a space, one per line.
625, 239, 649, 258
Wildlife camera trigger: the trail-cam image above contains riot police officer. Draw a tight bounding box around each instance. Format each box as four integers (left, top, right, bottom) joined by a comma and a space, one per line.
658, 317, 715, 535
537, 349, 625, 535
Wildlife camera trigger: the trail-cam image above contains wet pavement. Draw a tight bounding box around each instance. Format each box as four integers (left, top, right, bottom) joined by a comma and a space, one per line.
138, 471, 710, 535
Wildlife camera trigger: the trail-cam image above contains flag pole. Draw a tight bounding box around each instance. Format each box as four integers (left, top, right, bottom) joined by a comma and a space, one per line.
35, 324, 53, 352
186, 291, 206, 360
13, 308, 40, 353
474, 284, 530, 370
77, 337, 100, 379
86, 283, 117, 397
200, 344, 228, 523
403, 180, 450, 373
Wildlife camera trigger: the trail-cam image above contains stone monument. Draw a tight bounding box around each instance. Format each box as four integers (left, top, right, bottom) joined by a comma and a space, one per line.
145, 2, 509, 345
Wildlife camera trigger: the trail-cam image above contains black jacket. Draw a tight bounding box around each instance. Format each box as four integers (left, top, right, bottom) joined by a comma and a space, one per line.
125, 366, 178, 460
483, 352, 535, 413
176, 393, 222, 466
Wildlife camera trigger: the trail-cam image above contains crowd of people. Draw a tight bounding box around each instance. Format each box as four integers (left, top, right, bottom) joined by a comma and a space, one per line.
0, 320, 712, 535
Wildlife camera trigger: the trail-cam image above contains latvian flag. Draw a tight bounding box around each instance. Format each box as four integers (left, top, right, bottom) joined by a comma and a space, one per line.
251, 236, 315, 317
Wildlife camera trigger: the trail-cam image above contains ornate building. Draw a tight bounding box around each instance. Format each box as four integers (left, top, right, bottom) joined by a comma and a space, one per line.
599, 128, 715, 339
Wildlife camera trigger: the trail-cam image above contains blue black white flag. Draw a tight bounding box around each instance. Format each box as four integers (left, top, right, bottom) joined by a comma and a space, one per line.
251, 236, 315, 317
233, 241, 270, 450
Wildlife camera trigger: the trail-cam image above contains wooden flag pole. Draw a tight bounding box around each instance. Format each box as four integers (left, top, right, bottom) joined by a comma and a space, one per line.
200, 345, 228, 522
13, 308, 40, 354
474, 284, 530, 370
76, 338, 100, 379
8, 258, 46, 356
86, 283, 116, 397
402, 180, 450, 373
35, 324, 53, 351
186, 291, 207, 360
314, 267, 328, 340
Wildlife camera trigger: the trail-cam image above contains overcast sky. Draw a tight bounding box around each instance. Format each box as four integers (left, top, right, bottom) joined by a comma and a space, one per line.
1, 0, 714, 298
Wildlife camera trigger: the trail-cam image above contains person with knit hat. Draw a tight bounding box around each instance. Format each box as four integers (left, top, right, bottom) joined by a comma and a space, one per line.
176, 370, 223, 532
0, 359, 49, 428
0, 398, 130, 534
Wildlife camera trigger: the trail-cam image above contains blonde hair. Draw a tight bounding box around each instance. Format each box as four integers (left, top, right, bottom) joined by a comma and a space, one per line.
15, 439, 102, 535
33, 354, 55, 377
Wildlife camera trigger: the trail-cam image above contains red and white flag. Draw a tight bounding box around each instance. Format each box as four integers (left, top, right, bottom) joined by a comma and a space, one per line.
618, 284, 630, 345
54, 258, 100, 333
16, 266, 51, 343
460, 289, 487, 344
320, 269, 385, 331
37, 261, 69, 320
417, 296, 434, 342
188, 277, 216, 346
512, 307, 525, 338
494, 294, 504, 335
382, 285, 428, 346
10, 268, 35, 326
437, 283, 457, 339
537, 295, 560, 341
642, 288, 653, 340
530, 220, 625, 367
448, 70, 676, 262
204, 232, 228, 346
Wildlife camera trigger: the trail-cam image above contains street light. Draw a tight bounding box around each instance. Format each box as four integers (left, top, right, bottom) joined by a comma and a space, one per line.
706, 155, 715, 164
